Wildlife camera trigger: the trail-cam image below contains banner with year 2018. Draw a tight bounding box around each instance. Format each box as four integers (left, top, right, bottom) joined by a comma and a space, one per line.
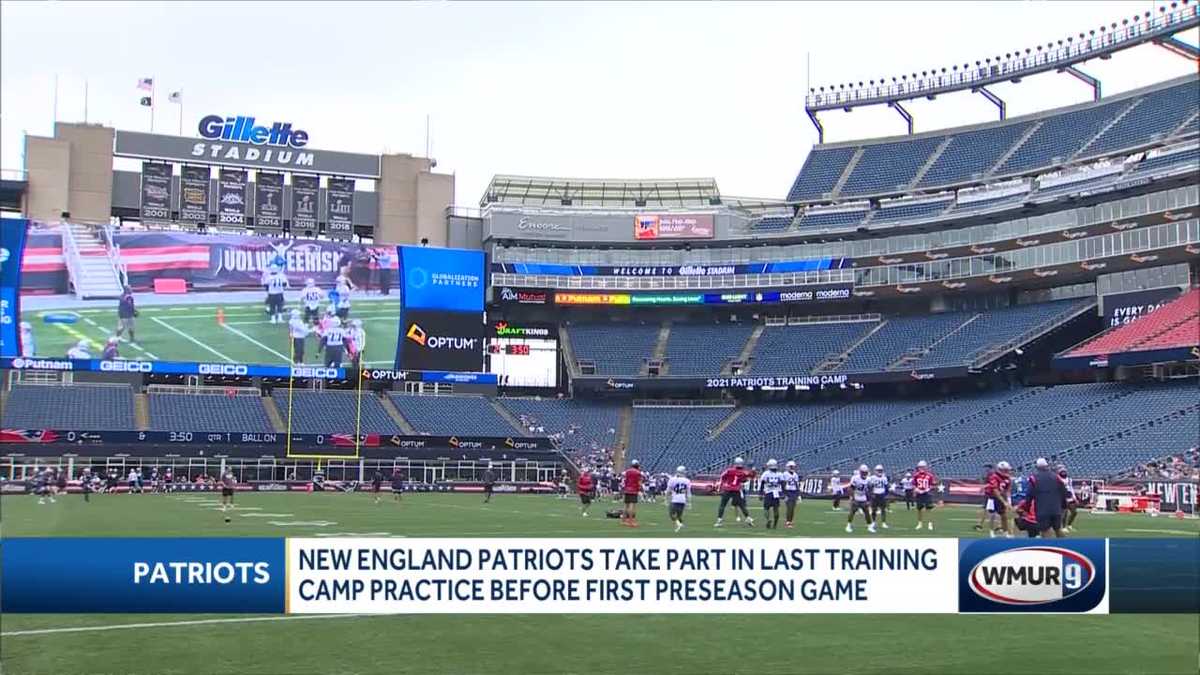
218, 168, 248, 227
326, 177, 355, 240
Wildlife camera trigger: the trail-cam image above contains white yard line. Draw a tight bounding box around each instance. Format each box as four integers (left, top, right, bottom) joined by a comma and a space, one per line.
1, 614, 370, 637
150, 317, 233, 362
221, 323, 291, 361
79, 315, 160, 359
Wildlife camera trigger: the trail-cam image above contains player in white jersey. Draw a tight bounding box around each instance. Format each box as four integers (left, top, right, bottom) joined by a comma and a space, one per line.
323, 317, 346, 367
666, 466, 692, 533
288, 310, 310, 363
1058, 465, 1079, 533
299, 279, 325, 324
759, 459, 785, 529
868, 464, 891, 529
335, 278, 353, 320
846, 465, 876, 533
346, 319, 366, 370
782, 460, 802, 528
264, 270, 290, 323
19, 322, 35, 357
66, 339, 91, 360
828, 470, 845, 511
900, 472, 914, 510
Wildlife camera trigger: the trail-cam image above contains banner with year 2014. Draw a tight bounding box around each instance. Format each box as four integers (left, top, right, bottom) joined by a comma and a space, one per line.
3, 538, 1164, 615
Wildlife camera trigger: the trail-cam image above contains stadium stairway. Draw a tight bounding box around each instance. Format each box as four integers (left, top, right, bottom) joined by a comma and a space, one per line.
985, 120, 1044, 178
815, 320, 886, 372
829, 147, 864, 199
705, 407, 744, 441
488, 399, 531, 436
651, 323, 671, 374
558, 326, 582, 379
823, 387, 1045, 470
730, 325, 765, 374
262, 395, 287, 433
929, 386, 1136, 469
134, 394, 151, 431
380, 396, 417, 435
907, 137, 954, 189
1073, 97, 1144, 161
614, 405, 633, 466
886, 314, 982, 370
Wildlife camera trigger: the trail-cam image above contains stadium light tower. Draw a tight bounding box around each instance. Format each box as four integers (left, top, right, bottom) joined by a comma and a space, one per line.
803, 1, 1199, 142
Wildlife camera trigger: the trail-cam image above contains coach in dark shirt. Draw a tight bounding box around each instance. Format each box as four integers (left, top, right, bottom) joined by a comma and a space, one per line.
1028, 458, 1068, 537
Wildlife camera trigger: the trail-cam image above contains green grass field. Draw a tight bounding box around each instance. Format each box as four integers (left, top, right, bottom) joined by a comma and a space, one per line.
26, 298, 402, 367
2, 492, 1197, 675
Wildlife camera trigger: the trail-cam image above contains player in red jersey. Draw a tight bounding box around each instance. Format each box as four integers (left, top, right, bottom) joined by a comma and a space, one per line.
985, 461, 1015, 538
713, 457, 754, 527
621, 460, 644, 527
577, 469, 596, 518
912, 460, 938, 531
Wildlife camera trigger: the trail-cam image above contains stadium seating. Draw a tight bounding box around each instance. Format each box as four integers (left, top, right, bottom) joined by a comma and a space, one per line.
663, 323, 755, 375
2, 384, 136, 430
786, 146, 857, 201
786, 77, 1198, 202
840, 136, 944, 196
272, 390, 403, 434
388, 394, 521, 436
834, 313, 967, 372
1080, 80, 1200, 159
496, 397, 622, 452
632, 405, 734, 472
1067, 288, 1200, 357
567, 323, 660, 375
906, 299, 1090, 369
750, 321, 875, 373
795, 207, 868, 229
870, 197, 953, 224
148, 393, 274, 432
917, 122, 1034, 187
751, 215, 794, 232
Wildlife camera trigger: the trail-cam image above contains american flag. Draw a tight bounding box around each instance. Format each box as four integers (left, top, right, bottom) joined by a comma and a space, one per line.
136, 77, 153, 91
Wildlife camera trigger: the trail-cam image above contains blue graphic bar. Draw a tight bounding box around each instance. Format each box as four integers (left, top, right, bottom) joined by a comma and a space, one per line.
0, 538, 286, 613
1109, 538, 1200, 613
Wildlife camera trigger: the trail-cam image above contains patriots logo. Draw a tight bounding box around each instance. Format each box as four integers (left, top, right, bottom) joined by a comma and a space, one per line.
0, 429, 58, 444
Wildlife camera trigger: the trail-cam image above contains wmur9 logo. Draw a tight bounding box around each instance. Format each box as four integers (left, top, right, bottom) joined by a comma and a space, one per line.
959, 540, 1107, 613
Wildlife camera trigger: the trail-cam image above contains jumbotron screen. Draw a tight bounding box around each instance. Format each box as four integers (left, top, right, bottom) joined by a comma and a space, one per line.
486, 321, 558, 388
0, 220, 486, 380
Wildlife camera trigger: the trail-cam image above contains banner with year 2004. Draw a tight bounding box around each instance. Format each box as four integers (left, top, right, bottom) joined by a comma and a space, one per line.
218, 168, 248, 227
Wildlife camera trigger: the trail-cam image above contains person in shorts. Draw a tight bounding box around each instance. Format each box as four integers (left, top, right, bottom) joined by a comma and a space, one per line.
371, 469, 384, 504
912, 460, 938, 531
621, 460, 645, 527
391, 468, 405, 502
577, 469, 595, 517
666, 466, 692, 533
220, 469, 236, 519
482, 465, 497, 503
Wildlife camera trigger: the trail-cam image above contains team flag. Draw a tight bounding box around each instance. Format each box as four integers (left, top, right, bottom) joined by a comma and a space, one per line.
136, 77, 153, 91
168, 91, 182, 103
139, 97, 152, 107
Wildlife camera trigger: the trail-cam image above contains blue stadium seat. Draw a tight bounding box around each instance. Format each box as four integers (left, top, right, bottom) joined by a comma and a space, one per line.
568, 323, 660, 376
840, 136, 944, 197
148, 393, 274, 432
795, 208, 867, 229
2, 384, 135, 430
388, 394, 520, 436
664, 323, 755, 375
787, 147, 857, 201
272, 390, 402, 434
918, 122, 1033, 187
1080, 80, 1200, 159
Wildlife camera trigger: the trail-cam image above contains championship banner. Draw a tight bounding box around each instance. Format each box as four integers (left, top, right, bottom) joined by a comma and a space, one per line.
254, 171, 284, 231
290, 174, 319, 232
326, 177, 355, 240
179, 165, 211, 225
7, 538, 1186, 615
218, 168, 248, 226
139, 162, 172, 223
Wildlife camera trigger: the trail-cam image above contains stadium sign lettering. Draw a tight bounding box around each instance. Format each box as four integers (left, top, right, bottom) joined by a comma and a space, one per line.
10, 357, 73, 370
198, 115, 309, 148
99, 360, 153, 372
516, 217, 568, 232
190, 143, 315, 168
219, 246, 339, 275
290, 366, 340, 379
968, 546, 1095, 605
494, 322, 551, 338
198, 363, 249, 376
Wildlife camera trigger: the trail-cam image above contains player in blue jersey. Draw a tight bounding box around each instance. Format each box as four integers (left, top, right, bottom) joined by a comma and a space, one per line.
782, 460, 802, 528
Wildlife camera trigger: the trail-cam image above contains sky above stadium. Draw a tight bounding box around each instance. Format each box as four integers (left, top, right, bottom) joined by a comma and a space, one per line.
1, 1, 1196, 206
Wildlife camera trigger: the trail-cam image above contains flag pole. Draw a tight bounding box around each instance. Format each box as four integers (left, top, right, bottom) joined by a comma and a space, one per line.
178, 92, 184, 136
84, 79, 89, 123
150, 77, 155, 132
52, 74, 59, 126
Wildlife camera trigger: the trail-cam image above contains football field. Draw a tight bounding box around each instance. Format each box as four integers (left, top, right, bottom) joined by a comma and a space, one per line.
23, 297, 402, 367
1, 492, 1197, 675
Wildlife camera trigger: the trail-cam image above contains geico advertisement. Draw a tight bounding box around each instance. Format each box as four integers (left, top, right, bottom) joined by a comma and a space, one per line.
398, 310, 484, 372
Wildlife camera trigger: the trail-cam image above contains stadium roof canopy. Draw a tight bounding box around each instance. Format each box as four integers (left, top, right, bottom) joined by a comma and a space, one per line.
481, 175, 722, 208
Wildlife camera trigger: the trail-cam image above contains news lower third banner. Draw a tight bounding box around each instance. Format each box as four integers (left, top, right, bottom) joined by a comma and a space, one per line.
1, 538, 1196, 614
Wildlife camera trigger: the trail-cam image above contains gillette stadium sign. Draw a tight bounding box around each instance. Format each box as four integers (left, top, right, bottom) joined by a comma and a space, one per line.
114, 116, 381, 178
